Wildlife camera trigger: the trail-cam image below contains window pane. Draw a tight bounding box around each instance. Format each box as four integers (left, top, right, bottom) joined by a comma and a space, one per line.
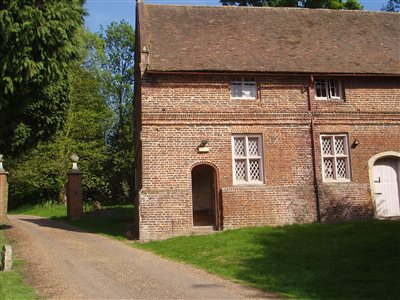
244, 81, 256, 98
329, 79, 338, 98
235, 160, 246, 181
231, 81, 242, 98
336, 158, 348, 179
334, 136, 346, 155
248, 138, 260, 156
249, 159, 261, 181
315, 79, 327, 98
323, 158, 335, 179
321, 137, 333, 155
234, 137, 246, 157
328, 79, 339, 98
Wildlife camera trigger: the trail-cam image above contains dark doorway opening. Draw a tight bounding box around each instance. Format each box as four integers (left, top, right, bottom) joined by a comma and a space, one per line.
192, 165, 217, 227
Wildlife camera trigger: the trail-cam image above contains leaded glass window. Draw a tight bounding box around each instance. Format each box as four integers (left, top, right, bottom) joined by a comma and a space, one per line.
320, 134, 351, 181
232, 135, 264, 184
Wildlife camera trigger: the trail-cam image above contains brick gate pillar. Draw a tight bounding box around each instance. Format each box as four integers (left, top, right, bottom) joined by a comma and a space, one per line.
66, 154, 83, 220
0, 155, 9, 223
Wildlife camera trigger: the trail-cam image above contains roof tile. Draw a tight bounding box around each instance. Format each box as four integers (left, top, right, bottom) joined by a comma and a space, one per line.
141, 4, 400, 75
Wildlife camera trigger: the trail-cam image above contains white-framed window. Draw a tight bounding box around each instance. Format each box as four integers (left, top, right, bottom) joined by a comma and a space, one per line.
230, 79, 256, 99
320, 134, 351, 182
232, 135, 264, 184
315, 78, 343, 100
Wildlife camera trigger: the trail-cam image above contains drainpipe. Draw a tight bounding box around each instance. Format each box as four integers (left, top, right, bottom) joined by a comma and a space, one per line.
308, 75, 321, 222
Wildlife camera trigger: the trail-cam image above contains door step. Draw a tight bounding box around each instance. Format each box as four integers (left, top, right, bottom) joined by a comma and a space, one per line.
192, 226, 215, 235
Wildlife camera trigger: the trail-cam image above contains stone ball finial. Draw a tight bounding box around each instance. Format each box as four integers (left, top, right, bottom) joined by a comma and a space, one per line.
70, 154, 79, 163
0, 154, 4, 172
70, 154, 79, 170
0, 154, 3, 161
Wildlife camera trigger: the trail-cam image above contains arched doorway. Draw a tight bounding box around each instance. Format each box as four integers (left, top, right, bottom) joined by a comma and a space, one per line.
371, 156, 400, 217
191, 164, 219, 228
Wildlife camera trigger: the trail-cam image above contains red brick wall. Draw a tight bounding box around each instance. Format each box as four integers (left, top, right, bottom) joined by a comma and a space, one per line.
314, 124, 400, 222
135, 74, 400, 240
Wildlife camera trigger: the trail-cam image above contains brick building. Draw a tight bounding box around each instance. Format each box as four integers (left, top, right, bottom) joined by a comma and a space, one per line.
133, 1, 400, 240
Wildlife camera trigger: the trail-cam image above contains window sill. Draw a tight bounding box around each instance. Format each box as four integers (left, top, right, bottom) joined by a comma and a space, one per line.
315, 98, 344, 101
233, 182, 265, 186
231, 97, 257, 100
322, 179, 351, 184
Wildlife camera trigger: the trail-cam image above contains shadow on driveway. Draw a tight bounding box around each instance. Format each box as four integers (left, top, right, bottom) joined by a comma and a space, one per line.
15, 206, 135, 240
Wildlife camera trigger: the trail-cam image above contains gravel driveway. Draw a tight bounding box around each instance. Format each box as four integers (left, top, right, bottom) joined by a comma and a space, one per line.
5, 215, 278, 299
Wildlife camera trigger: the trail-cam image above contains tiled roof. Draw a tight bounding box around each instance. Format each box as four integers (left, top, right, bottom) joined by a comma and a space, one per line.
139, 4, 400, 75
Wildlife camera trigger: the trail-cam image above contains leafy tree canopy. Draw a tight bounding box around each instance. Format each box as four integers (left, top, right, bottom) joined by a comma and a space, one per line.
100, 21, 135, 123
220, 0, 363, 9
8, 30, 113, 207
7, 21, 136, 207
99, 21, 135, 203
0, 0, 86, 155
382, 0, 400, 11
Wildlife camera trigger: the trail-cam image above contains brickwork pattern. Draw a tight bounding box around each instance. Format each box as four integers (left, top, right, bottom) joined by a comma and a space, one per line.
135, 74, 400, 240
315, 124, 400, 222
0, 172, 8, 223
66, 172, 83, 219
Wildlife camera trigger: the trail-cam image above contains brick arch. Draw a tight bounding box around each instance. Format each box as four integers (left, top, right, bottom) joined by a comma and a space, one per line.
368, 151, 400, 217
191, 161, 220, 173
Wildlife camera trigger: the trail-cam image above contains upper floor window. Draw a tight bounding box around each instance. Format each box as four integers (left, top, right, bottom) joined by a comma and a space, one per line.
231, 79, 256, 99
232, 135, 264, 184
320, 134, 351, 182
315, 78, 343, 100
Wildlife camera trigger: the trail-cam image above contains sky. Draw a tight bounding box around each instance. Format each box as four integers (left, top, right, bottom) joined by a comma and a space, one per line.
84, 0, 389, 32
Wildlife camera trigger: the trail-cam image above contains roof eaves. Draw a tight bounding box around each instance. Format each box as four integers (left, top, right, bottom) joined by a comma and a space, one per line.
145, 69, 400, 77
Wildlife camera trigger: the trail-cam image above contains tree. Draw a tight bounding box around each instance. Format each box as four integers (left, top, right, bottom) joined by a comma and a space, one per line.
382, 0, 400, 11
220, 0, 363, 9
99, 21, 135, 204
0, 0, 86, 155
8, 30, 113, 208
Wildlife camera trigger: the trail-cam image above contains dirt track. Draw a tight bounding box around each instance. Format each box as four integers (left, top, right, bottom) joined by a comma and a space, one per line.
5, 215, 278, 299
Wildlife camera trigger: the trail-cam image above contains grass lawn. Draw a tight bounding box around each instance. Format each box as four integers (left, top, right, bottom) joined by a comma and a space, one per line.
10, 202, 135, 240
136, 221, 400, 300
11, 201, 69, 218
0, 229, 36, 300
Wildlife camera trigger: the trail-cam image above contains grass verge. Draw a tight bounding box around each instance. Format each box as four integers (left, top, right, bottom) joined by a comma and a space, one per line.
135, 221, 400, 300
0, 229, 36, 300
10, 202, 135, 240
10, 201, 68, 218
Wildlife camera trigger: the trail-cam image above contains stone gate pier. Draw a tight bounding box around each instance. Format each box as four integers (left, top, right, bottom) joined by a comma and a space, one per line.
0, 154, 8, 223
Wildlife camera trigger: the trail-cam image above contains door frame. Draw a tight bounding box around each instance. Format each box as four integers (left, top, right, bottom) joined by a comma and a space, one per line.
368, 151, 400, 218
191, 162, 222, 230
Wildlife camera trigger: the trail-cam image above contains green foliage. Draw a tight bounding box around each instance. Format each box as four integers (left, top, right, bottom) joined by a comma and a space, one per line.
99, 21, 135, 204
7, 22, 136, 207
0, 0, 86, 155
7, 29, 113, 208
8, 142, 67, 207
383, 0, 400, 11
9, 201, 67, 218
220, 0, 363, 9
66, 65, 112, 203
137, 221, 400, 299
5, 19, 135, 207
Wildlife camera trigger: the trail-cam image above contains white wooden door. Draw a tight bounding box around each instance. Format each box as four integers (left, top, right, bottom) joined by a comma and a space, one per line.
373, 158, 400, 217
